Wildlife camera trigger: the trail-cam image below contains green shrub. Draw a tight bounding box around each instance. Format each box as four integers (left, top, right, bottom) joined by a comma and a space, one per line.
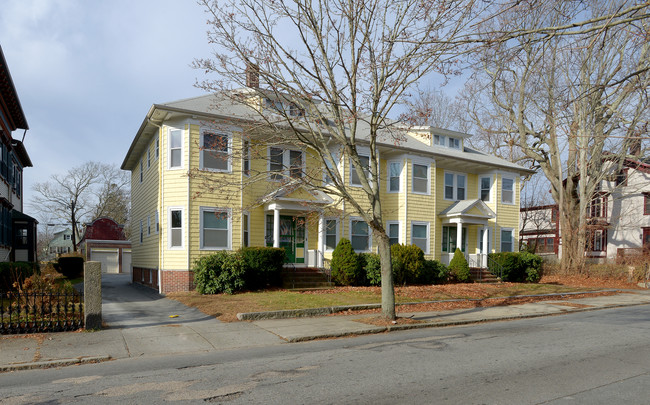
488, 252, 543, 283
54, 256, 84, 279
331, 238, 365, 286
0, 262, 40, 290
391, 244, 425, 285
419, 259, 449, 284
448, 248, 471, 283
240, 247, 285, 290
361, 253, 382, 286
193, 251, 246, 294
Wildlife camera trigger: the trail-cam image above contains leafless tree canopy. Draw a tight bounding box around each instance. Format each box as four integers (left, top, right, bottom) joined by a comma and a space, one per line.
31, 162, 130, 251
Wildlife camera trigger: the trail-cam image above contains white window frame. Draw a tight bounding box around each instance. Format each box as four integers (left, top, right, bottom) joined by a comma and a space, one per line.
323, 149, 340, 186
324, 218, 339, 252
434, 134, 446, 146
155, 135, 159, 160
501, 176, 515, 204
478, 228, 491, 253
168, 129, 183, 170
267, 146, 305, 181
387, 161, 402, 193
139, 159, 143, 183
411, 221, 430, 254
349, 154, 371, 187
200, 207, 232, 250
200, 130, 232, 173
479, 175, 492, 202
147, 216, 151, 236
448, 137, 460, 149
386, 220, 402, 246
444, 171, 467, 201
147, 147, 151, 169
139, 220, 143, 244
155, 210, 159, 234
349, 217, 372, 253
500, 228, 514, 252
411, 162, 430, 195
168, 207, 184, 249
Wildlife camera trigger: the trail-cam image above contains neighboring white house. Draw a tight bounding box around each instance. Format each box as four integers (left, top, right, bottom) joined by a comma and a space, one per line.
520, 156, 650, 262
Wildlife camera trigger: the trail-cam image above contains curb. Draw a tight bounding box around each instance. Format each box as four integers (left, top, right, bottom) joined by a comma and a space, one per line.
237, 290, 621, 321
0, 355, 112, 372
284, 300, 650, 342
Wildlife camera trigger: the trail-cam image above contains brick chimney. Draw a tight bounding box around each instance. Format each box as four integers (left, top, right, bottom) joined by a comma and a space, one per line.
245, 63, 259, 88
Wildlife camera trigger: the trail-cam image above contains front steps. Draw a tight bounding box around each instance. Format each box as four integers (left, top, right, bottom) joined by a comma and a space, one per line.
282, 267, 334, 289
470, 267, 500, 283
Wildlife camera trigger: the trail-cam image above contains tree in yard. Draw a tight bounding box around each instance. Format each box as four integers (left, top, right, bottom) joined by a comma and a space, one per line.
464, 0, 649, 271
31, 162, 130, 251
192, 0, 484, 320
92, 167, 130, 227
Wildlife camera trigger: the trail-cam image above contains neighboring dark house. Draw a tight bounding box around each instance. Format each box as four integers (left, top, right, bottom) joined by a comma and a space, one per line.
0, 45, 37, 262
81, 217, 131, 273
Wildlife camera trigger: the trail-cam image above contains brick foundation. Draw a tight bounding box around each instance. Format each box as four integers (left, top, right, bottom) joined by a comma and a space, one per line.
160, 270, 195, 293
132, 267, 159, 290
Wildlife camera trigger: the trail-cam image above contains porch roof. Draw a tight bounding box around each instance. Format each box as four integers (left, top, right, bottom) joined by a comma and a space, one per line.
261, 182, 333, 212
438, 199, 496, 225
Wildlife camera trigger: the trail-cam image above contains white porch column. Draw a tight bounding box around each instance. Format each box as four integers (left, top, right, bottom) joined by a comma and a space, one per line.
482, 226, 489, 267
273, 208, 280, 248
456, 221, 463, 253
317, 215, 325, 268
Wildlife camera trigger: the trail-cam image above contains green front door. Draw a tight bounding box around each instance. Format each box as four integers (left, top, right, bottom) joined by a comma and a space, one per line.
266, 215, 306, 264
279, 216, 295, 263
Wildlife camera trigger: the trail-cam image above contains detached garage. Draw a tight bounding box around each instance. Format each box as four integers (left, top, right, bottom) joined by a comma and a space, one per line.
81, 218, 131, 274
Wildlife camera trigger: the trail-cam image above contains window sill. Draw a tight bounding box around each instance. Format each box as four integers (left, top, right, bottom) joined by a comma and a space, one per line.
200, 247, 230, 251
411, 191, 430, 196
200, 168, 232, 173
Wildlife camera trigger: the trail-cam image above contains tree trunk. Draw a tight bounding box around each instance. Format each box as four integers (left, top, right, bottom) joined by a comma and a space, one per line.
70, 205, 78, 253
376, 231, 396, 320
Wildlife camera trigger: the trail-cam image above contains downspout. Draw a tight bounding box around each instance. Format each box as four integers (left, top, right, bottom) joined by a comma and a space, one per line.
147, 119, 164, 294
403, 157, 408, 246
187, 124, 191, 285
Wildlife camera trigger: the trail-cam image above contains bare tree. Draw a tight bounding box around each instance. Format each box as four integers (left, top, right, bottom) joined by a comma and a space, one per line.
31, 162, 125, 252
465, 0, 650, 270
92, 166, 130, 226
192, 0, 486, 320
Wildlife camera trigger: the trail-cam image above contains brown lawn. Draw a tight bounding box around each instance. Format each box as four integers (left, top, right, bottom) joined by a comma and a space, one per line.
167, 274, 640, 322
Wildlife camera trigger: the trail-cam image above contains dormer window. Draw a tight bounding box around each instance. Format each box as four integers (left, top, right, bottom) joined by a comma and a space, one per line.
434, 134, 461, 150
434, 135, 445, 146
448, 137, 460, 149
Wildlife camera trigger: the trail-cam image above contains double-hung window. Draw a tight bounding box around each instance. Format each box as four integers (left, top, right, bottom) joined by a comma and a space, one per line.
155, 210, 159, 234
169, 129, 183, 169
201, 132, 230, 172
155, 136, 159, 160
501, 177, 514, 204
200, 208, 230, 250
139, 220, 143, 244
501, 229, 513, 252
323, 149, 340, 185
387, 221, 400, 246
139, 159, 143, 183
442, 226, 467, 253
480, 176, 491, 202
444, 172, 466, 200
412, 163, 429, 194
147, 147, 151, 169
147, 216, 151, 236
388, 161, 401, 192
350, 155, 370, 186
169, 208, 183, 248
350, 219, 371, 252
269, 147, 303, 181
325, 219, 338, 250
448, 137, 460, 149
644, 193, 650, 215
411, 222, 429, 254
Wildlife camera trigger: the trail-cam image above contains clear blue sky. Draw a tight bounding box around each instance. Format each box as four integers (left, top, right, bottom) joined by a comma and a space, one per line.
1, 0, 212, 221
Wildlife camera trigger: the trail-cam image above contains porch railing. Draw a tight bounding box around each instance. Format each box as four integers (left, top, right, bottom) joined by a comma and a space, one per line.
0, 290, 84, 334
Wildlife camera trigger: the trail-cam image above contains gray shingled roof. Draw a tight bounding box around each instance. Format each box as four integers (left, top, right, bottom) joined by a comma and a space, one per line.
123, 92, 534, 175
438, 199, 496, 218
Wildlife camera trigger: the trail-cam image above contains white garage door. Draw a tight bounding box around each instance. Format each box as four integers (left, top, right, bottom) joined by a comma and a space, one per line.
122, 250, 132, 274
91, 250, 119, 274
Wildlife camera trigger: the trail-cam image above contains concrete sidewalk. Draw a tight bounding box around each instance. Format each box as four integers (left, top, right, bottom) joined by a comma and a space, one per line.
2, 283, 650, 372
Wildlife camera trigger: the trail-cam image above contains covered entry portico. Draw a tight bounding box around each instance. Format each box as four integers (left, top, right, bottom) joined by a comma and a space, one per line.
439, 199, 496, 268
263, 185, 333, 266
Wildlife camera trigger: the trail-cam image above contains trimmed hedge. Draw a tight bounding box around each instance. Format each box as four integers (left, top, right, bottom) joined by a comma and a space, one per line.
0, 262, 40, 290
240, 247, 285, 290
193, 247, 286, 294
488, 252, 543, 282
194, 251, 246, 294
53, 256, 84, 279
361, 247, 448, 286
448, 248, 471, 283
331, 238, 365, 286
420, 259, 449, 284
391, 244, 425, 285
